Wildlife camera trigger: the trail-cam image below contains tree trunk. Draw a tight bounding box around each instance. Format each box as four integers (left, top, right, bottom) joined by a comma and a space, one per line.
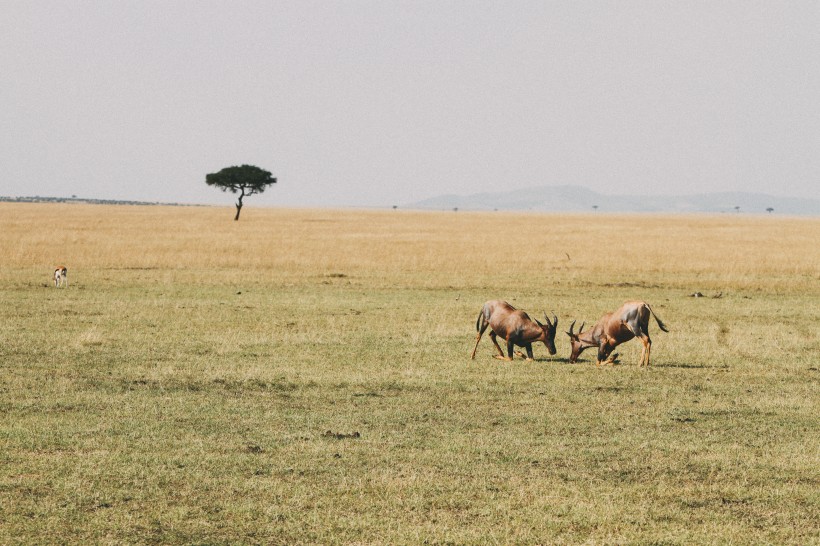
234, 190, 245, 221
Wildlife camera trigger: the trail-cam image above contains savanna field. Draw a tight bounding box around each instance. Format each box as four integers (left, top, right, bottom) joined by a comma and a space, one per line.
0, 202, 818, 545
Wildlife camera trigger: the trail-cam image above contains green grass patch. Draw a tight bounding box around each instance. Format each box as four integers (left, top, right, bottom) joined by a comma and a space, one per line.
0, 205, 818, 543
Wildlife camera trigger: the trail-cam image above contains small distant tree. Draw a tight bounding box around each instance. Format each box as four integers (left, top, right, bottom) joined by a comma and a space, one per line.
734, 206, 740, 213
592, 205, 599, 212
766, 207, 774, 214
206, 164, 277, 220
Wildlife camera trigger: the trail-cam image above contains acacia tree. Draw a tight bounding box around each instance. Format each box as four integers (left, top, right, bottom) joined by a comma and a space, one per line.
206, 164, 277, 220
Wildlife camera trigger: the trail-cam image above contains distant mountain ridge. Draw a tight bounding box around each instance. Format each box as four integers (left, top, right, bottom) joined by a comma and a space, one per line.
406, 186, 820, 215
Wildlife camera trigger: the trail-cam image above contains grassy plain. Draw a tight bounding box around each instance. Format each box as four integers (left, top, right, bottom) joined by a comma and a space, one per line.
0, 202, 818, 544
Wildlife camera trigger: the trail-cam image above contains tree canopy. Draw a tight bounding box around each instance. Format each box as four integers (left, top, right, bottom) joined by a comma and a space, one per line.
206, 164, 276, 220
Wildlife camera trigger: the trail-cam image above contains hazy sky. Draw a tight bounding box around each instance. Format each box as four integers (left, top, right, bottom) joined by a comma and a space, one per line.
2, 1, 818, 207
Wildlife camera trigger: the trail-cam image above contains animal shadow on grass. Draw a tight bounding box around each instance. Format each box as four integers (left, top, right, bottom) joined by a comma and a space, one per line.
656, 360, 729, 370
478, 356, 569, 364
512, 356, 566, 363
549, 357, 574, 364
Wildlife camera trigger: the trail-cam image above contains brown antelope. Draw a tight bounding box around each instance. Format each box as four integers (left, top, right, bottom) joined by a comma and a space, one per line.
471, 300, 557, 361
567, 301, 668, 366
54, 266, 67, 288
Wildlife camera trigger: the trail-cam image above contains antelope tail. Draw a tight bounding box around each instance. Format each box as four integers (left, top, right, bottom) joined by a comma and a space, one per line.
647, 304, 669, 332
476, 309, 484, 332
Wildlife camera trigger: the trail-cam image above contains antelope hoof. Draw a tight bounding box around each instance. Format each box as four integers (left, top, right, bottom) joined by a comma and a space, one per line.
606, 353, 620, 365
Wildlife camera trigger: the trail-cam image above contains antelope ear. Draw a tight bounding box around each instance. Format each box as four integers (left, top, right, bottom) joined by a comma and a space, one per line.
535, 318, 544, 327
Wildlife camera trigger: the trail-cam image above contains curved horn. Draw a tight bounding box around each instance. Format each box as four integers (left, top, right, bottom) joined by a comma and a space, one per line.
553, 312, 558, 329
543, 312, 551, 327
578, 322, 585, 334
567, 319, 576, 336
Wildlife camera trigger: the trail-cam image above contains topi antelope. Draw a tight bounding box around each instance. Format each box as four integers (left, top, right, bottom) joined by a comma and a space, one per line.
54, 266, 67, 288
471, 300, 558, 361
567, 301, 668, 366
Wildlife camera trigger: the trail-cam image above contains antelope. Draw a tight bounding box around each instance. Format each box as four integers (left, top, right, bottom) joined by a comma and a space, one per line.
54, 266, 67, 288
567, 301, 668, 366
471, 300, 558, 361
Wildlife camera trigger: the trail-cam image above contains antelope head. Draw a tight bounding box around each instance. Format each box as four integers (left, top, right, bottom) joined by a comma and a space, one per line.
566, 319, 591, 363
534, 312, 558, 355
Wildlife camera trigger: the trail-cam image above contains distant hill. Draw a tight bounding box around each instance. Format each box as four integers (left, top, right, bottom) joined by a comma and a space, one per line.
406, 186, 820, 215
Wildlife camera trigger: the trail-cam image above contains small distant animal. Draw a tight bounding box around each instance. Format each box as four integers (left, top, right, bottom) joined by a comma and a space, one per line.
566, 301, 668, 366
54, 266, 67, 288
688, 291, 722, 299
471, 300, 558, 361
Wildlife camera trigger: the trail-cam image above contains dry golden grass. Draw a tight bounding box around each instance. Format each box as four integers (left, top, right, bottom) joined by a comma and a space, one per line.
1, 202, 818, 544
4, 202, 818, 286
